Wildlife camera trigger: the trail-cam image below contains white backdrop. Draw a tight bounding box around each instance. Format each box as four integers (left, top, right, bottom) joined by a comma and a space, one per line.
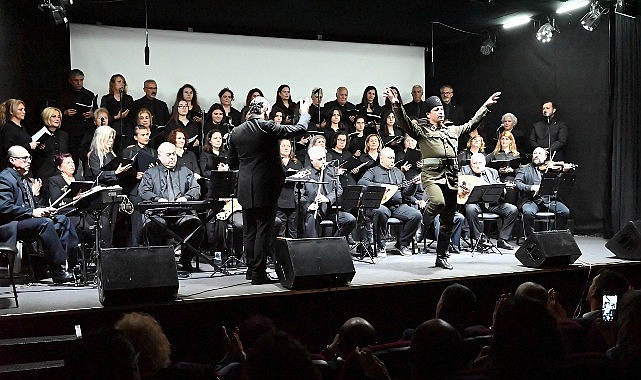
70, 24, 425, 111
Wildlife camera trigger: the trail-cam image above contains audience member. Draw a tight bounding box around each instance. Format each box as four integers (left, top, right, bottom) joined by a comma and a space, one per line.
606, 289, 641, 380
409, 319, 464, 380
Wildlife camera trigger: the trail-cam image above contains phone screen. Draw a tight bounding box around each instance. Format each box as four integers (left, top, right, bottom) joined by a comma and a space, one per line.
602, 294, 618, 322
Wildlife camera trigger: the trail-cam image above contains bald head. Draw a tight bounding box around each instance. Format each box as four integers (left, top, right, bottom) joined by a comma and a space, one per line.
515, 282, 548, 303
338, 317, 376, 352
157, 142, 177, 169
7, 145, 31, 175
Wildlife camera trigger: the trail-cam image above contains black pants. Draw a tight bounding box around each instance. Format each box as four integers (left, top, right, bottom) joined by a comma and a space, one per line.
242, 205, 277, 274
17, 215, 78, 269
142, 214, 204, 264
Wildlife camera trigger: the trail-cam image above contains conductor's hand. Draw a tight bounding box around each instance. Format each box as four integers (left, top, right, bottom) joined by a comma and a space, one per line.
299, 98, 312, 114
483, 92, 502, 107
383, 87, 399, 104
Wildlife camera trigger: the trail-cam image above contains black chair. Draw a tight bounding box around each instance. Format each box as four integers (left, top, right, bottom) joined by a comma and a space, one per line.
0, 222, 19, 308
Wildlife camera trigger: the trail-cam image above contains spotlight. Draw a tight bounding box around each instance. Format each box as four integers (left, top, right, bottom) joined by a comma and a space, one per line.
581, 2, 608, 31
480, 36, 496, 55
536, 22, 554, 43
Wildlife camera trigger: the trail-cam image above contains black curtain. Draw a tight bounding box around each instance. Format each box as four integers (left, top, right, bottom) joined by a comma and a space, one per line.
431, 21, 610, 234
608, 14, 641, 236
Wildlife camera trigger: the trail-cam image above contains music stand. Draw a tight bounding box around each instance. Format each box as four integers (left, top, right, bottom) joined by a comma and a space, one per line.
341, 185, 386, 263
539, 171, 576, 229
207, 170, 245, 277
465, 183, 506, 255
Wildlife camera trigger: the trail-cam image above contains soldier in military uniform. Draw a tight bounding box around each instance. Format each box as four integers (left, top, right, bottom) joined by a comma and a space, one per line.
387, 89, 501, 269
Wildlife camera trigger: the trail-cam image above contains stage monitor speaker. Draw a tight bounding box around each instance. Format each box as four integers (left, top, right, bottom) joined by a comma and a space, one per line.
606, 220, 641, 260
98, 246, 179, 306
515, 230, 582, 268
275, 237, 355, 290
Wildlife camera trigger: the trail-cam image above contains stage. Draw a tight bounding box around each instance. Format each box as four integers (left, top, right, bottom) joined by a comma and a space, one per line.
1, 234, 640, 367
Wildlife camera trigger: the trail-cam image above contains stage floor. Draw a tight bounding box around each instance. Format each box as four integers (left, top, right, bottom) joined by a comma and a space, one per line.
0, 235, 634, 316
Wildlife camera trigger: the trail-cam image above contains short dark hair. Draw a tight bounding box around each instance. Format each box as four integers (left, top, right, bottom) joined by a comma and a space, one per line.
218, 87, 234, 100
69, 68, 84, 78
54, 152, 73, 168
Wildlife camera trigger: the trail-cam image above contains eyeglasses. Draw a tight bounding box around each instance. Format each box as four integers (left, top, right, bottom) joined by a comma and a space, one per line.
440, 91, 453, 95
145, 87, 158, 90
177, 105, 189, 108
11, 156, 32, 162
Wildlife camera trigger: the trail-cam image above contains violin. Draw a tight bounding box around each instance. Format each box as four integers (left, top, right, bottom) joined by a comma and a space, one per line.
539, 160, 578, 172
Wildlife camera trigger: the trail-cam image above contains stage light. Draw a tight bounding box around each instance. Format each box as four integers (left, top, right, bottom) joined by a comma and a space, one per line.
581, 2, 608, 31
502, 15, 532, 29
557, 0, 590, 14
536, 21, 555, 43
480, 36, 496, 55
38, 0, 72, 26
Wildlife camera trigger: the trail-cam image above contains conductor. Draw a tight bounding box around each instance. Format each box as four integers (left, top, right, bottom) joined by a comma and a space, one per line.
228, 96, 311, 285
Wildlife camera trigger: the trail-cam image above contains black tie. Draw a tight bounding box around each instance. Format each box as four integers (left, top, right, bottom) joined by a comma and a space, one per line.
166, 170, 176, 202
22, 178, 36, 209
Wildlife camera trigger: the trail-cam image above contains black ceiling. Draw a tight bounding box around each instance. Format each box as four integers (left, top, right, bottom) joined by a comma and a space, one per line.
55, 0, 583, 46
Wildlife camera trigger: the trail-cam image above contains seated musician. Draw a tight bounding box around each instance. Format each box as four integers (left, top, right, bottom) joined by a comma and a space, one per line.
120, 125, 157, 246
138, 142, 203, 272
0, 146, 76, 283
358, 147, 422, 257
515, 147, 571, 239
460, 153, 517, 250
301, 146, 356, 240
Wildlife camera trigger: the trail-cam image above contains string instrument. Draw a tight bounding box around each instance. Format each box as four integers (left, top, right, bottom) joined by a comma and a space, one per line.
539, 161, 578, 172
313, 166, 326, 220
457, 175, 488, 205
216, 198, 242, 220
380, 174, 421, 204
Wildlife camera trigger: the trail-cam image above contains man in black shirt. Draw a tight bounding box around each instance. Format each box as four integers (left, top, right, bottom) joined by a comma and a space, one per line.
404, 85, 428, 121
58, 69, 97, 169
131, 79, 171, 127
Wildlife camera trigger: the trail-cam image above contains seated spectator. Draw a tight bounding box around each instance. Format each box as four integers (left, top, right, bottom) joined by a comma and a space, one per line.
581, 269, 631, 322
320, 317, 377, 361
65, 329, 140, 380
606, 290, 641, 380
115, 311, 215, 380
409, 319, 464, 380
486, 295, 565, 379
242, 330, 322, 380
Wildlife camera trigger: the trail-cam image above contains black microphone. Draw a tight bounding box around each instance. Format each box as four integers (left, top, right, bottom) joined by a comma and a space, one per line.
145, 45, 150, 66
100, 117, 106, 126
118, 88, 123, 94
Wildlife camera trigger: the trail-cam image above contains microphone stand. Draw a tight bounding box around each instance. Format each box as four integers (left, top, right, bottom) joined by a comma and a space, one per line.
118, 89, 125, 152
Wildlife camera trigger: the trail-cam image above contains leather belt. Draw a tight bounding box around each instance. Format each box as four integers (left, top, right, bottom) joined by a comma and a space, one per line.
422, 158, 458, 166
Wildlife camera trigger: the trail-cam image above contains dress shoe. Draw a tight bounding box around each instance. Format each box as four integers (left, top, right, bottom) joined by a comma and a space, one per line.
52, 270, 74, 284
251, 272, 278, 285
377, 247, 387, 258
449, 245, 460, 254
497, 239, 514, 250
435, 257, 453, 270
179, 261, 198, 273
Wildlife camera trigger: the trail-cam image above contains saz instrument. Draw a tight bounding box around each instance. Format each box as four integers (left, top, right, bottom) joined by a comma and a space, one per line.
380, 174, 421, 204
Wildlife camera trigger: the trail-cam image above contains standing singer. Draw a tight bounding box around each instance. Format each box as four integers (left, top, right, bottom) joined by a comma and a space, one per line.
387, 89, 501, 269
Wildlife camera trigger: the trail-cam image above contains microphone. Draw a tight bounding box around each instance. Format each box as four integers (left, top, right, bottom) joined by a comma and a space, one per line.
145, 44, 150, 66
118, 88, 123, 94
100, 117, 106, 126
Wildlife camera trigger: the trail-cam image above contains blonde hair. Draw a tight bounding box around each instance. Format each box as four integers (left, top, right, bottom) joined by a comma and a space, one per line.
108, 74, 128, 95
493, 130, 520, 156
466, 134, 485, 153
88, 125, 116, 166
0, 99, 25, 125
115, 312, 171, 372
365, 133, 382, 153
41, 107, 62, 127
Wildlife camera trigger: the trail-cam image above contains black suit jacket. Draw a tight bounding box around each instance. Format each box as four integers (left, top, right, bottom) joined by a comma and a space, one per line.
0, 168, 34, 225
228, 114, 309, 209
529, 117, 568, 160
515, 163, 543, 208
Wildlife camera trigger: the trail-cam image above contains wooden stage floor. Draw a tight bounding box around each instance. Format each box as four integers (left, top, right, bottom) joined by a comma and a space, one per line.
1, 234, 638, 317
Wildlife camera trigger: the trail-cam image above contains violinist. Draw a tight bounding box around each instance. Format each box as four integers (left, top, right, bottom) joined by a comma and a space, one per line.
515, 147, 571, 239
300, 146, 356, 240
460, 153, 517, 250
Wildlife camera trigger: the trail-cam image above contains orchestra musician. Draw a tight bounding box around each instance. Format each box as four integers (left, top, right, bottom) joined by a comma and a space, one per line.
0, 146, 77, 283
138, 142, 203, 272
459, 153, 517, 250
358, 147, 422, 258
301, 146, 356, 239
388, 88, 501, 269
515, 147, 571, 239
228, 96, 311, 285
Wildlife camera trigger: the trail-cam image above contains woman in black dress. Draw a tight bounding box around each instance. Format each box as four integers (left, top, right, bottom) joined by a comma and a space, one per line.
33, 107, 70, 200
167, 128, 202, 179
273, 84, 299, 125
199, 129, 228, 178
100, 74, 134, 151
276, 138, 303, 238
166, 99, 200, 152
0, 99, 39, 158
